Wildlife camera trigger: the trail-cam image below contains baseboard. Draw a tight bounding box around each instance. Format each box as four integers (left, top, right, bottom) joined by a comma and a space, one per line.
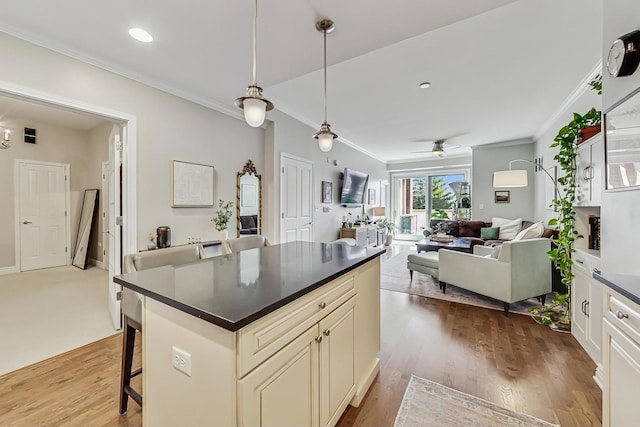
350, 358, 380, 407
593, 362, 604, 390
0, 266, 17, 276
88, 258, 106, 270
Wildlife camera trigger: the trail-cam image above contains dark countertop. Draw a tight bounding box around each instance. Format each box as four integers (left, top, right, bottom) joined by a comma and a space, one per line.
593, 271, 640, 306
115, 241, 386, 332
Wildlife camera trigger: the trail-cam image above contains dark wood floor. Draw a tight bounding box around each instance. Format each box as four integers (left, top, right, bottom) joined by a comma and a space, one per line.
0, 290, 601, 426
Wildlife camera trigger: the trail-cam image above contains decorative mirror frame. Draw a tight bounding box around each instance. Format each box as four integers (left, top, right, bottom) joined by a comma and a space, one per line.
236, 160, 262, 237
73, 189, 99, 270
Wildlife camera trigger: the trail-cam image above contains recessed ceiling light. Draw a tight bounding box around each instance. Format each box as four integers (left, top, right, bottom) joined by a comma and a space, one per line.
128, 28, 153, 43
418, 82, 431, 89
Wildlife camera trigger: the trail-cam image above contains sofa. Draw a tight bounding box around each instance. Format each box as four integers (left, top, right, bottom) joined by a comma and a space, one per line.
428, 219, 563, 293
439, 238, 552, 315
239, 215, 258, 235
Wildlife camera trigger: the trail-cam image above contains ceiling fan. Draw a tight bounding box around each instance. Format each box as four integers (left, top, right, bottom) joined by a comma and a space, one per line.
410, 138, 462, 157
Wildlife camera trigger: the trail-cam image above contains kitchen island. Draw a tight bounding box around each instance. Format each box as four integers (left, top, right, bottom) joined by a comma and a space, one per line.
115, 241, 385, 427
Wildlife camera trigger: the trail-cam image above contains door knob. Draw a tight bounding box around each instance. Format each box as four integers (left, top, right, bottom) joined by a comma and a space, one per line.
22, 221, 32, 224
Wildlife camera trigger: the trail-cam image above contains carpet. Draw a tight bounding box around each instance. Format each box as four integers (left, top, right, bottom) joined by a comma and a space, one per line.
380, 251, 551, 315
393, 375, 559, 427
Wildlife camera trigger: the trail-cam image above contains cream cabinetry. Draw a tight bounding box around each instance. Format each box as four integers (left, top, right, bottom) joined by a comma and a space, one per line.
575, 135, 603, 207
572, 250, 603, 370
603, 287, 640, 427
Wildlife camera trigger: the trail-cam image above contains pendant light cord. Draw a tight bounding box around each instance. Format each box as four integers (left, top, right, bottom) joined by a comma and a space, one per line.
252, 0, 257, 83
323, 28, 327, 122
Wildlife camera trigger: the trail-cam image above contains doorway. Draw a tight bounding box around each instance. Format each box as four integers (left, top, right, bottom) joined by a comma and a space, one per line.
280, 153, 313, 243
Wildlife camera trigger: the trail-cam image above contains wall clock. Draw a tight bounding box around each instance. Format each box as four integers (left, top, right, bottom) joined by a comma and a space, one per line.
607, 30, 640, 77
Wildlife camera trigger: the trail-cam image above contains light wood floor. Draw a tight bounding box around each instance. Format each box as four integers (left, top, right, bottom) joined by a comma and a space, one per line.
0, 290, 601, 426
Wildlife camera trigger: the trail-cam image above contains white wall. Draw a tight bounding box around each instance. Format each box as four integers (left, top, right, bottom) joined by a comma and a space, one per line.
471, 141, 535, 221
265, 110, 388, 244
600, 1, 640, 274
0, 32, 264, 252
0, 118, 103, 268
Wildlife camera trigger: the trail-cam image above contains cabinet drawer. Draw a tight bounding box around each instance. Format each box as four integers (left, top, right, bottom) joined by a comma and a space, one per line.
237, 274, 356, 378
605, 289, 640, 346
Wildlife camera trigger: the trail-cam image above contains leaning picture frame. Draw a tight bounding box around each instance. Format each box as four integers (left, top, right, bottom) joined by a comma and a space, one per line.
171, 160, 214, 207
321, 181, 332, 204
604, 85, 640, 191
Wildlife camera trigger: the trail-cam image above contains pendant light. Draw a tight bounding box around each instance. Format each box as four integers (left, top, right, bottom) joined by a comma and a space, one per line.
313, 19, 338, 153
235, 0, 273, 127
432, 140, 445, 155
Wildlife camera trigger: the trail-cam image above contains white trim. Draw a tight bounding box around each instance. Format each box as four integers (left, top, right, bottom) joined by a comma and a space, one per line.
0, 266, 17, 276
534, 61, 603, 140
14, 160, 71, 271
0, 80, 137, 278
89, 258, 106, 270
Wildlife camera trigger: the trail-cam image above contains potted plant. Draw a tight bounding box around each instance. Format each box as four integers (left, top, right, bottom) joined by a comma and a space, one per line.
531, 75, 601, 331
380, 218, 396, 246
211, 200, 234, 241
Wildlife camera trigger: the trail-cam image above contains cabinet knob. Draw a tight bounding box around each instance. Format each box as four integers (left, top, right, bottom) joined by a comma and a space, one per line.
593, 268, 601, 275
315, 336, 323, 344
318, 302, 327, 309
616, 311, 629, 320
323, 329, 331, 336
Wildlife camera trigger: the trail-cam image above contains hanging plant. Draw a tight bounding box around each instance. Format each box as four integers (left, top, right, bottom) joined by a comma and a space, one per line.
531, 77, 602, 331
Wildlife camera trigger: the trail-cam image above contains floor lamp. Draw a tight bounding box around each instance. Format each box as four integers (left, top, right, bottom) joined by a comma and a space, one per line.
492, 159, 562, 202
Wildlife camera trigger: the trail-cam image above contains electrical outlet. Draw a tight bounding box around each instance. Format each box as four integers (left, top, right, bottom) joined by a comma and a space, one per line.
172, 346, 192, 376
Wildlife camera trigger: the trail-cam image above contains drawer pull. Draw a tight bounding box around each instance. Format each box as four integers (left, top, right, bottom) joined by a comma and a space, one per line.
616, 311, 629, 320
315, 336, 323, 344
323, 329, 331, 336
575, 259, 584, 265
318, 302, 327, 309
593, 268, 601, 274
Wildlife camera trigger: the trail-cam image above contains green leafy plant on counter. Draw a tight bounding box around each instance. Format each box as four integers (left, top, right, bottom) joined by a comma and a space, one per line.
211, 200, 234, 231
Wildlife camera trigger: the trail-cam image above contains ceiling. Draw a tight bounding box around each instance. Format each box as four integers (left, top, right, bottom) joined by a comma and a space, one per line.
0, 0, 603, 163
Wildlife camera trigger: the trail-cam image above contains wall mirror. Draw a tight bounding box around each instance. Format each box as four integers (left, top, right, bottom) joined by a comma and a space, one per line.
73, 189, 99, 269
237, 160, 262, 237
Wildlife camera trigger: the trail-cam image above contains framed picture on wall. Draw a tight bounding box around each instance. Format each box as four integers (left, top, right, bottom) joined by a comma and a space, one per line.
171, 160, 214, 207
368, 188, 376, 205
321, 181, 332, 203
494, 190, 510, 203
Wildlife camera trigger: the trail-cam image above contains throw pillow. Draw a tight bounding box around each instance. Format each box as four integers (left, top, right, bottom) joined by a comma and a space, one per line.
513, 222, 544, 241
491, 217, 522, 240
480, 227, 500, 240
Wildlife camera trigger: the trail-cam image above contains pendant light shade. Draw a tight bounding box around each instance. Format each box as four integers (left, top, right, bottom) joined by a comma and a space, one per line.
235, 0, 273, 127
313, 19, 338, 152
432, 140, 445, 155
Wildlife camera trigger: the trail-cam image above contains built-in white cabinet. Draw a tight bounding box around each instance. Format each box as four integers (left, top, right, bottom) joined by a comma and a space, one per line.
340, 225, 379, 247
575, 135, 603, 207
602, 287, 640, 427
572, 249, 603, 378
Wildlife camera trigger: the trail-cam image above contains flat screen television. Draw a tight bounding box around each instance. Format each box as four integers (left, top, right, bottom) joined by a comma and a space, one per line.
340, 168, 369, 206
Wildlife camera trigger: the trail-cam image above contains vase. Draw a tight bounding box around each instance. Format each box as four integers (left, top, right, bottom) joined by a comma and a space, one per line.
218, 229, 228, 241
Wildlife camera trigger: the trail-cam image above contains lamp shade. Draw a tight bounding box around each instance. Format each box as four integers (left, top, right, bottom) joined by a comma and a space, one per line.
243, 98, 267, 127
493, 170, 528, 187
372, 207, 385, 217
318, 133, 334, 152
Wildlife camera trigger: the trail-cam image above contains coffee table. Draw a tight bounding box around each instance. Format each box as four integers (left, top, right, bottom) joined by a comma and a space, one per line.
416, 237, 472, 254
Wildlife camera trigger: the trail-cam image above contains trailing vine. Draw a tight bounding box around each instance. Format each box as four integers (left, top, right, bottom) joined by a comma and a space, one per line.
531, 76, 602, 329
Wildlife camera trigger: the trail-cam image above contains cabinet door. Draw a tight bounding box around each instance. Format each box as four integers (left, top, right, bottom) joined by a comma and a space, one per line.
603, 319, 640, 427
572, 264, 589, 341
586, 274, 603, 362
319, 298, 356, 427
590, 137, 603, 206
238, 325, 320, 427
575, 143, 591, 206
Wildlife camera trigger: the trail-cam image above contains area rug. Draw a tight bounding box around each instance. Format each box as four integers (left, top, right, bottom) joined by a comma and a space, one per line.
381, 251, 551, 315
393, 375, 559, 427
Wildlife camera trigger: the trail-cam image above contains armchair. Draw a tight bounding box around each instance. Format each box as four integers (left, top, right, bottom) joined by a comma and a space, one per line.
439, 238, 551, 314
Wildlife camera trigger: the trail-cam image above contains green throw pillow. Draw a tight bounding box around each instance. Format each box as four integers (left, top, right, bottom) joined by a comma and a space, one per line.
480, 227, 500, 240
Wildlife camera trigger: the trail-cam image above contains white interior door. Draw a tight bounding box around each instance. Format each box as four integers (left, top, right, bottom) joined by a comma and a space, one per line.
101, 161, 110, 269
18, 161, 69, 271
281, 154, 313, 243
107, 126, 122, 330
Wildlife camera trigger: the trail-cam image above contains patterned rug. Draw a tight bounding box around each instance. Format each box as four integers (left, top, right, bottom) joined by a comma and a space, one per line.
380, 251, 551, 315
393, 376, 559, 427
